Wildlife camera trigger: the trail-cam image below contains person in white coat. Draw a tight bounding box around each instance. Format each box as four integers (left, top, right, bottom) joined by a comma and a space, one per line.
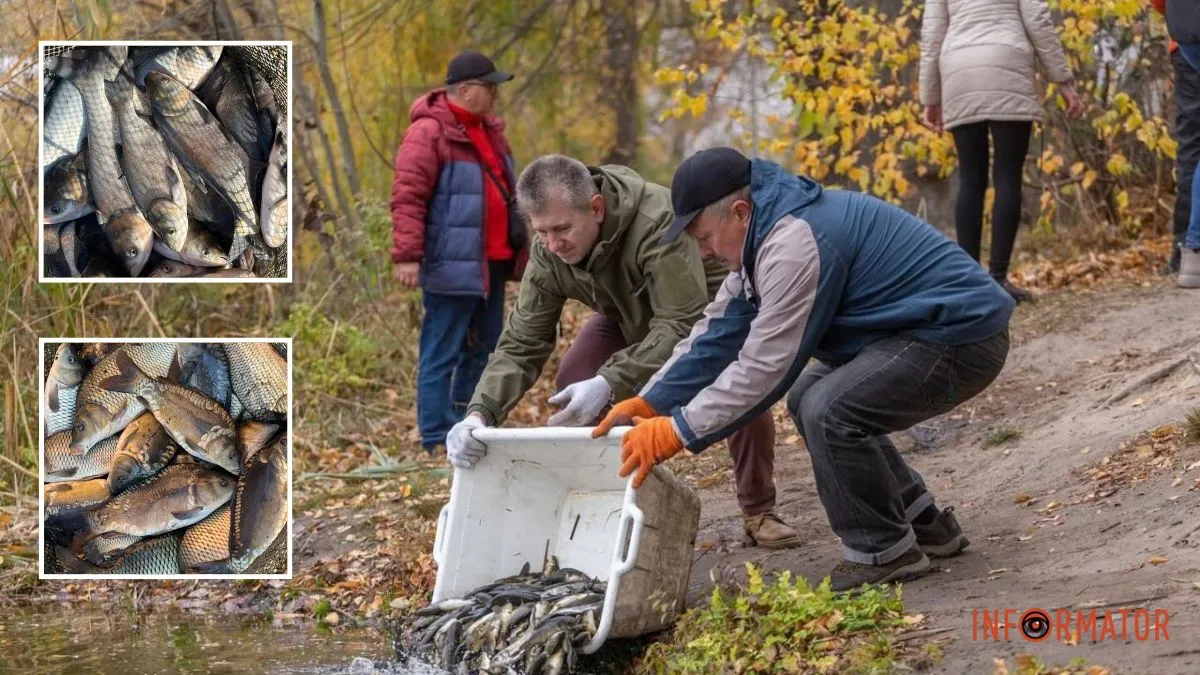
920, 0, 1083, 302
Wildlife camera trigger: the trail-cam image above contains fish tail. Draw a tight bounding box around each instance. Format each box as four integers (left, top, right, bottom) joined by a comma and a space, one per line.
97, 350, 149, 395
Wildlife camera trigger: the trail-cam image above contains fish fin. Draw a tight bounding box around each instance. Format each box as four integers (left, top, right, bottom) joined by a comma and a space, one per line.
69, 524, 102, 559
186, 558, 233, 574
48, 382, 60, 412
55, 545, 97, 574
167, 353, 182, 382
44, 482, 73, 494
171, 507, 205, 521
96, 350, 146, 394
45, 467, 79, 480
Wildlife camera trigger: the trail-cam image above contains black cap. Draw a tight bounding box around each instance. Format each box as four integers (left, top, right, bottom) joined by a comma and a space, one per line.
445, 51, 513, 86
664, 147, 752, 243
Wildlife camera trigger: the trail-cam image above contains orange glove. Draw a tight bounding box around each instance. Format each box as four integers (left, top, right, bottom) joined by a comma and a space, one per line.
618, 416, 684, 488
591, 396, 657, 438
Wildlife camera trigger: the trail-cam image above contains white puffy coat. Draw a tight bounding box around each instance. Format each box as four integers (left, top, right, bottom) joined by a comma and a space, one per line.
919, 0, 1074, 129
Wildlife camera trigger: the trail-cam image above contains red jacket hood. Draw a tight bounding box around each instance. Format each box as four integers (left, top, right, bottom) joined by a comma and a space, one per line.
409, 88, 507, 141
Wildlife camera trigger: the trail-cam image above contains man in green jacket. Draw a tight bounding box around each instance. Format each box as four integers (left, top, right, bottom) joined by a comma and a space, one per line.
445, 154, 800, 548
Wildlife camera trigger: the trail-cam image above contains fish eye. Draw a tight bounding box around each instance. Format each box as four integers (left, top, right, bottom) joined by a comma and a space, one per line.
126, 248, 138, 258
167, 228, 176, 235
50, 205, 62, 214
75, 422, 85, 433
202, 248, 210, 256
219, 478, 230, 487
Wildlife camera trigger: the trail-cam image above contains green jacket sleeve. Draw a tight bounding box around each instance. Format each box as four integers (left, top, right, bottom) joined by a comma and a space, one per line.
596, 233, 710, 402
467, 248, 566, 425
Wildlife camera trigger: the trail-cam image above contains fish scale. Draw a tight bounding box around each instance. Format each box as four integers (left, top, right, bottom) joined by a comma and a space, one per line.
84, 462, 233, 537
45, 431, 119, 482
146, 70, 258, 260
82, 532, 143, 565
72, 343, 177, 455
43, 78, 85, 170
102, 349, 241, 475
44, 344, 85, 437
59, 534, 182, 575
107, 70, 188, 251
229, 434, 287, 571
179, 502, 231, 572
224, 343, 287, 422
109, 411, 177, 494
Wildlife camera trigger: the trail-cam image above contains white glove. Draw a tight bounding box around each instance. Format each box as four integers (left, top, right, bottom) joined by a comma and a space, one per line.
447, 413, 488, 469
547, 375, 612, 426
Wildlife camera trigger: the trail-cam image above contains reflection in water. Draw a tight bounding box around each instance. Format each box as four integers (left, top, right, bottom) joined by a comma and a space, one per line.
0, 606, 396, 674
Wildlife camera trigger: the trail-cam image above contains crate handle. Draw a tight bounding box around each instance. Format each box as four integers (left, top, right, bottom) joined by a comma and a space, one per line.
432, 503, 450, 566
615, 501, 644, 575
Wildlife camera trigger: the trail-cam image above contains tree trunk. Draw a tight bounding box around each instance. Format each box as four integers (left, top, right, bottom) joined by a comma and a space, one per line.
297, 79, 362, 230
312, 0, 362, 200
601, 0, 639, 166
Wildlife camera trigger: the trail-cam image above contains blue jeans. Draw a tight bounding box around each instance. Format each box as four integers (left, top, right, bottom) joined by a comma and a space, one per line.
1178, 44, 1200, 248
417, 264, 508, 449
786, 330, 1009, 565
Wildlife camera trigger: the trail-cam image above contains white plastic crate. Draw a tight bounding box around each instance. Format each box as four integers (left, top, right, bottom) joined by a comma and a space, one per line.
430, 426, 700, 654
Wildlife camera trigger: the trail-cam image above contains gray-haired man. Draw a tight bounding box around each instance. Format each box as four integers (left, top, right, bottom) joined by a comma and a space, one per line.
445, 154, 801, 548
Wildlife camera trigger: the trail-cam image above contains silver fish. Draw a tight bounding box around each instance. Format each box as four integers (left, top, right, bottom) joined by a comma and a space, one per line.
106, 71, 188, 252
147, 259, 206, 278
177, 343, 231, 407
224, 343, 287, 423
57, 46, 153, 276
259, 129, 287, 248
152, 223, 231, 268
135, 46, 223, 90
43, 150, 93, 225
43, 78, 86, 170
45, 431, 118, 482
45, 343, 85, 437
146, 70, 257, 261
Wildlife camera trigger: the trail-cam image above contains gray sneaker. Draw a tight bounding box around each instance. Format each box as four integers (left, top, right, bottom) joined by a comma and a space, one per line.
913, 506, 970, 558
828, 546, 931, 592
1180, 248, 1200, 289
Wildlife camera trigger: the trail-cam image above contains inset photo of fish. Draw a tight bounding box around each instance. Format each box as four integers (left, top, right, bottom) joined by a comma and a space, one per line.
39, 41, 291, 281
39, 338, 291, 579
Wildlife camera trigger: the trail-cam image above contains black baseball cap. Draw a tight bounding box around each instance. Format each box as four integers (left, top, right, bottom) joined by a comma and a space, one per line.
664, 147, 752, 243
445, 51, 513, 86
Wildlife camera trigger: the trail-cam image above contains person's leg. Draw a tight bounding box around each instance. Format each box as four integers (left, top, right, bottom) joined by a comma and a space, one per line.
554, 314, 627, 394
1177, 45, 1200, 287
418, 291, 477, 450
452, 263, 511, 414
1168, 50, 1200, 273
729, 411, 803, 548
988, 121, 1034, 301
785, 330, 1009, 590
951, 121, 991, 263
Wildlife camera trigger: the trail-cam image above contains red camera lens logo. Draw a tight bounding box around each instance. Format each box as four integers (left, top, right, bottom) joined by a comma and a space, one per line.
1021, 609, 1051, 641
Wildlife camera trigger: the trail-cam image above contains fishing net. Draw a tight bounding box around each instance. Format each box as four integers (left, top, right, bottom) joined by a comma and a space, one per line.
42, 44, 289, 278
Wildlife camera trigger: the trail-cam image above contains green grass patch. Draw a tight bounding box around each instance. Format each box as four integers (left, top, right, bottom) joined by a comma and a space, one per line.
635, 564, 916, 674
984, 427, 1023, 447
1185, 408, 1200, 444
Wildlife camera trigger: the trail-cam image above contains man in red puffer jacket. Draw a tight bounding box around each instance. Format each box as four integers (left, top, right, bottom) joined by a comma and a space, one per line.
391, 51, 531, 452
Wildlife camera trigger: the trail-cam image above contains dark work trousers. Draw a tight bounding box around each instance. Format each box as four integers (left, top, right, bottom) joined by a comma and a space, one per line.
556, 314, 778, 516
786, 330, 1009, 564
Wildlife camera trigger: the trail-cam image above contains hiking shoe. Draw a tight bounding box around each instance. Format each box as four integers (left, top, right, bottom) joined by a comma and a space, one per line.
743, 512, 803, 549
1163, 244, 1182, 276
913, 506, 970, 558
1179, 248, 1200, 289
828, 546, 931, 592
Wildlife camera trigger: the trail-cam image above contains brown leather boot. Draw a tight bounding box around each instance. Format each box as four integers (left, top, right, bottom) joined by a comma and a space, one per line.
743, 512, 803, 549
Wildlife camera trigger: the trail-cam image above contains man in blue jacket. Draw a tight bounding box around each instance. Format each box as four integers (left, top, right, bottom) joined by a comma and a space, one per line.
594, 147, 1015, 591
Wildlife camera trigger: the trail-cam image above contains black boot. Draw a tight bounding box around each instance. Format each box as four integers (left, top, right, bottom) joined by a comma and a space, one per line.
992, 274, 1032, 303
1163, 241, 1182, 276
